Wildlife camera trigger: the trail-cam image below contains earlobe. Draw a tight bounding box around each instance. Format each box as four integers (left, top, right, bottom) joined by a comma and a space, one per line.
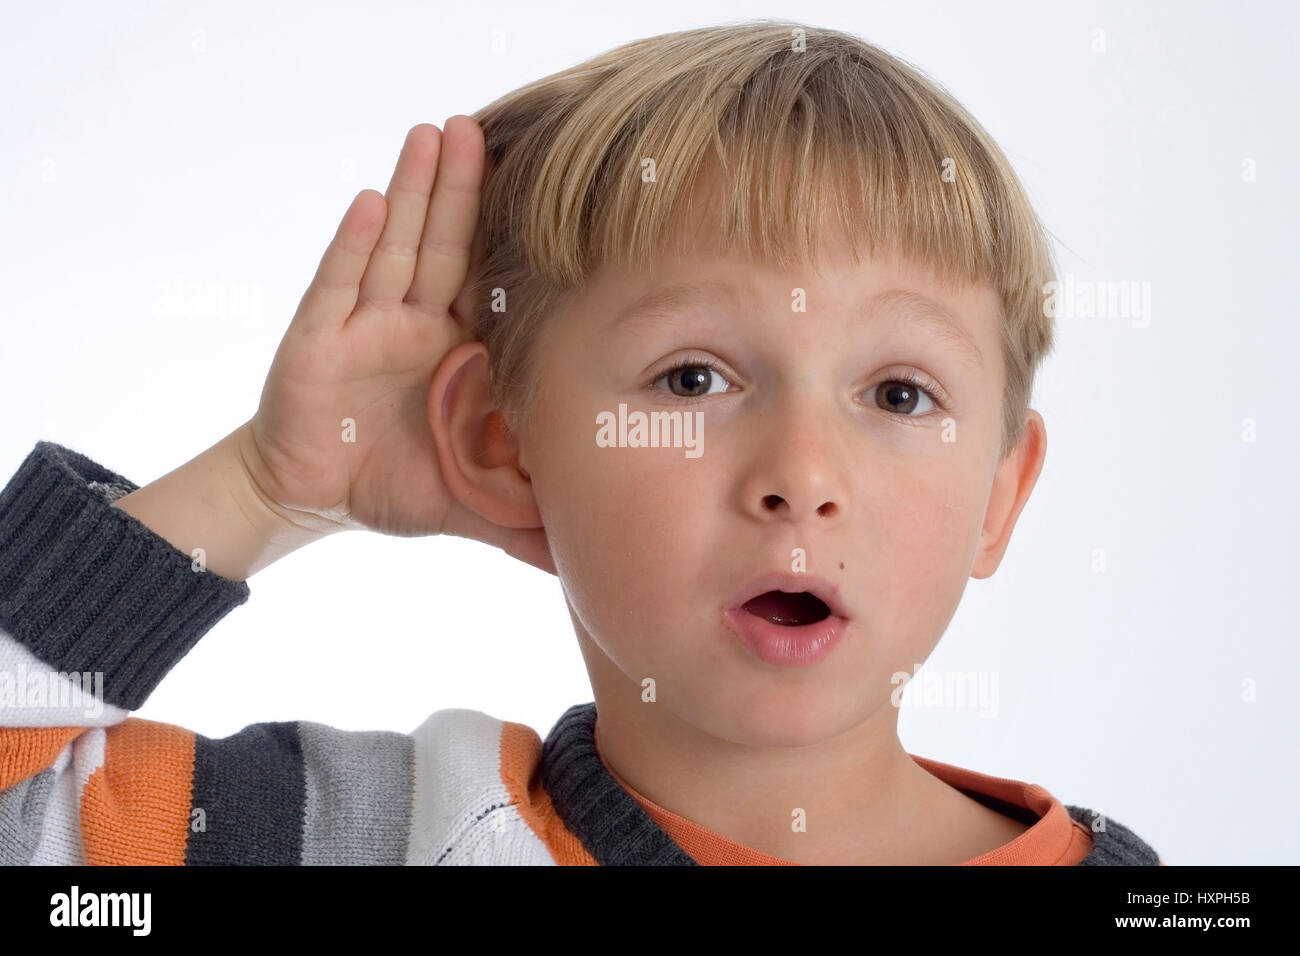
971, 410, 1047, 579
428, 341, 542, 530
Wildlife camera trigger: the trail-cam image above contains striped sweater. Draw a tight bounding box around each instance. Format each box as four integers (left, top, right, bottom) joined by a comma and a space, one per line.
0, 440, 1162, 865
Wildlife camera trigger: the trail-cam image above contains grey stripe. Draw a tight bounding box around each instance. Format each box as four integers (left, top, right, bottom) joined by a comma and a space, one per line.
0, 766, 56, 865
187, 722, 304, 865
299, 721, 414, 865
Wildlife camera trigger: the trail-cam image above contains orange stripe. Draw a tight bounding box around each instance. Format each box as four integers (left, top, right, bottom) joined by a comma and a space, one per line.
80, 718, 195, 865
912, 757, 1087, 866
0, 726, 84, 789
498, 720, 597, 866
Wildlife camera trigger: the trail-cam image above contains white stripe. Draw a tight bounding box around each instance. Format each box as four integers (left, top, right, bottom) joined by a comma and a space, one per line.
29, 727, 107, 865
405, 708, 554, 866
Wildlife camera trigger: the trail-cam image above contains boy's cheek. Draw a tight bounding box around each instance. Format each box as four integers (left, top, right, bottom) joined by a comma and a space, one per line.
855, 492, 981, 622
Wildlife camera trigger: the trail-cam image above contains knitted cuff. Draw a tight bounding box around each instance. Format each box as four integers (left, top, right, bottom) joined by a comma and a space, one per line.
0, 440, 250, 711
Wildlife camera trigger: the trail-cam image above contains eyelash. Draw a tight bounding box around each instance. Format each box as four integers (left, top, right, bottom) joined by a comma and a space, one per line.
648, 357, 951, 416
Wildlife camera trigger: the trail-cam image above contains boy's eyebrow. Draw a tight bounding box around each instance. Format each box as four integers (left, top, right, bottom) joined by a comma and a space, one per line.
607, 278, 747, 330
608, 280, 983, 368
867, 289, 985, 368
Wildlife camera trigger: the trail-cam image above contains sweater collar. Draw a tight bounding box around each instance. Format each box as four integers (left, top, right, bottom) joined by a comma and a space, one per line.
540, 702, 696, 864
540, 702, 1156, 866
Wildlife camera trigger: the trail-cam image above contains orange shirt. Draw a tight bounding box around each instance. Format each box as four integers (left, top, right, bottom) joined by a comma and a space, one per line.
594, 724, 1093, 865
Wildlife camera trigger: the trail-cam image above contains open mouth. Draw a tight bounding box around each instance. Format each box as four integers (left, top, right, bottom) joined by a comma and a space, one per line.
741, 590, 832, 627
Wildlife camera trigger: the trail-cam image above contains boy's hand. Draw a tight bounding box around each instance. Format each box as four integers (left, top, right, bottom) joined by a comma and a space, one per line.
239, 117, 554, 574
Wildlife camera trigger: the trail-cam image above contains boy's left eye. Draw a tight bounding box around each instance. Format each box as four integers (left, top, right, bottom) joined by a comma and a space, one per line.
652, 363, 733, 398
873, 380, 937, 415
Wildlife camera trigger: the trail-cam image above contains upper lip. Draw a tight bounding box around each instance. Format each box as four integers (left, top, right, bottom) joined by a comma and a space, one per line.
725, 571, 850, 620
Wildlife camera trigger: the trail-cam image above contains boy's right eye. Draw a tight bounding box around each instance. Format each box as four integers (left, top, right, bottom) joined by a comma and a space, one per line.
652, 360, 735, 398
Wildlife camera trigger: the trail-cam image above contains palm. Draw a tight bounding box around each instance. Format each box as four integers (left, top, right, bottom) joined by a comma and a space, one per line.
253, 296, 463, 537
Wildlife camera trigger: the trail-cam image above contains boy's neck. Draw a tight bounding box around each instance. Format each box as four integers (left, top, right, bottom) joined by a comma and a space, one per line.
590, 694, 1030, 866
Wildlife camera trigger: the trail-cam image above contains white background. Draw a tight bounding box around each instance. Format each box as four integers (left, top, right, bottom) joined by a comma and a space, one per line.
2, 0, 1296, 865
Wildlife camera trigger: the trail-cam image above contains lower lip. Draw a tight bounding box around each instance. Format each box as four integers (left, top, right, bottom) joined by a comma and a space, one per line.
722, 607, 849, 667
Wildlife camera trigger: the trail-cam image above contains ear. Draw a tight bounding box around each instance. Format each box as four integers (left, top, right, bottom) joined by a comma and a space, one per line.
971, 410, 1047, 579
429, 340, 541, 533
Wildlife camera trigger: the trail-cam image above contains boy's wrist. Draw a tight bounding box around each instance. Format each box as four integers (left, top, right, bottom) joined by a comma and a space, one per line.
226, 420, 347, 540
110, 423, 334, 581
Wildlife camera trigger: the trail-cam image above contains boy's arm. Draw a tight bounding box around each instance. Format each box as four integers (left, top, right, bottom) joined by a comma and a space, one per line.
0, 441, 414, 864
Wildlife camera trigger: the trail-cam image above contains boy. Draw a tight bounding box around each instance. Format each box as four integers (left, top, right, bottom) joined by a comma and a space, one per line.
0, 20, 1160, 865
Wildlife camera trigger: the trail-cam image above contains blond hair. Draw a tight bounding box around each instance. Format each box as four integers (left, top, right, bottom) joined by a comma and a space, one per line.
468, 19, 1058, 457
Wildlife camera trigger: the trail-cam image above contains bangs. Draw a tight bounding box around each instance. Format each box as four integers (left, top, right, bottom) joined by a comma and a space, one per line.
518, 31, 1044, 302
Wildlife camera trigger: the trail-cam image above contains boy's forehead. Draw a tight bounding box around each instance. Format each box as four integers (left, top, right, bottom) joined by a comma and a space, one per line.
597, 267, 989, 371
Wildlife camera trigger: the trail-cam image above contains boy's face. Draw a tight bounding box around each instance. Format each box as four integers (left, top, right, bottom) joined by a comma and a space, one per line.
515, 202, 1018, 748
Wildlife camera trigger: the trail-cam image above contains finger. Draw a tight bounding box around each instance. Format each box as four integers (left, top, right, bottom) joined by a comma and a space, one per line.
291, 189, 386, 336
405, 114, 484, 316
354, 123, 442, 313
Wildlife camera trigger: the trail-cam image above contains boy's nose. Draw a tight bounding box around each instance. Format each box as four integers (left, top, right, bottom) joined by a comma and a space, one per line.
737, 406, 849, 527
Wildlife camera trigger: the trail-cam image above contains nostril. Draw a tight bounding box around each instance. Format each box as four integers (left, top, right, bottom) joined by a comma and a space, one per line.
759, 496, 838, 517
